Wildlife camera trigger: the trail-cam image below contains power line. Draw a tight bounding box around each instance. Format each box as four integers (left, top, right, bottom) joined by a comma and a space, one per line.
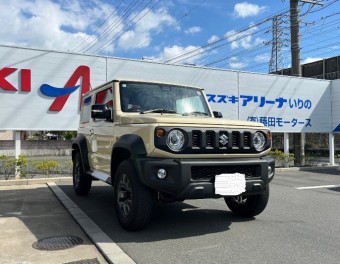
201, 27, 272, 67
204, 12, 340, 70
91, 0, 162, 55
308, 0, 339, 13
160, 8, 290, 64
203, 13, 339, 71
122, 0, 206, 57
161, 21, 272, 64
208, 45, 271, 69
240, 1, 339, 74
79, 0, 144, 53
175, 24, 272, 65
72, 0, 126, 52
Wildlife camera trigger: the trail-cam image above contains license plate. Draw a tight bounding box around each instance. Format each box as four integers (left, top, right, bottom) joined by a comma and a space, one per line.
214, 173, 246, 196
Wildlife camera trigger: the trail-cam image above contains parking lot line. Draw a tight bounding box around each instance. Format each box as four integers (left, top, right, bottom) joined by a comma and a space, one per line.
295, 184, 340, 190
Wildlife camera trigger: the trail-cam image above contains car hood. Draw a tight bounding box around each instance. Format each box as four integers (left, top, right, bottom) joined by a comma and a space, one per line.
119, 114, 265, 128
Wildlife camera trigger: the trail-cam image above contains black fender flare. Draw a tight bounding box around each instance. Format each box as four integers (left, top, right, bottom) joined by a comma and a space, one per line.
72, 134, 90, 173
111, 134, 147, 183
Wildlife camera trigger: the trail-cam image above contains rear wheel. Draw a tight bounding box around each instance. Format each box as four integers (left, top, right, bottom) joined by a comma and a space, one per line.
113, 160, 153, 231
224, 187, 269, 217
73, 152, 92, 196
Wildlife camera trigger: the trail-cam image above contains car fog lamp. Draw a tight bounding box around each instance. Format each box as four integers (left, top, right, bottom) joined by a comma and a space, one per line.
166, 129, 185, 152
253, 131, 266, 151
268, 165, 274, 178
157, 168, 167, 179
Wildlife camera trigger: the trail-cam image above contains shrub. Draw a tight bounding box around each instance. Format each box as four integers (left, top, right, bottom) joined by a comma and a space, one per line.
305, 151, 322, 166
32, 160, 59, 177
0, 155, 28, 179
16, 155, 28, 178
269, 149, 295, 167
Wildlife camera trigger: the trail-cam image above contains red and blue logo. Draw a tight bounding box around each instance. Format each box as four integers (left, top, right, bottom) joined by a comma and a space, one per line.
0, 65, 90, 112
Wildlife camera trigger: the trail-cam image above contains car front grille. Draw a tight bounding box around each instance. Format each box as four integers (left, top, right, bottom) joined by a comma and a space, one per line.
191, 165, 259, 181
191, 130, 252, 150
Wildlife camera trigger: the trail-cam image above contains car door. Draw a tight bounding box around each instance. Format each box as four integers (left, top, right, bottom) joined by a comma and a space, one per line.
90, 85, 115, 175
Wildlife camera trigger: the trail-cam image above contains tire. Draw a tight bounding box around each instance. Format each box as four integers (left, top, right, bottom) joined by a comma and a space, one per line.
224, 186, 270, 217
73, 152, 92, 196
113, 160, 153, 231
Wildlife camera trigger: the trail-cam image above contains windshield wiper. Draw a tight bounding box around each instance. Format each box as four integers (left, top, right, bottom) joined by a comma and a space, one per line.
182, 111, 209, 116
140, 109, 177, 114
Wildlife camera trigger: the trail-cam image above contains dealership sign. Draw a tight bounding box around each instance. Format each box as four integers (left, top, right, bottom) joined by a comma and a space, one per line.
0, 45, 338, 132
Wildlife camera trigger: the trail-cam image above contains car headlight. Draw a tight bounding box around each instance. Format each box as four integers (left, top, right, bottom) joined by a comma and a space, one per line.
253, 131, 266, 151
166, 129, 185, 152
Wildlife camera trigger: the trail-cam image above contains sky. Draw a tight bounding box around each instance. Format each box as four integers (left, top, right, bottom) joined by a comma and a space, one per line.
0, 0, 339, 73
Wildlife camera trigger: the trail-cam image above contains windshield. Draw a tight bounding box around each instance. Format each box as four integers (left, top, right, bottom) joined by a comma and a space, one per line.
119, 82, 211, 116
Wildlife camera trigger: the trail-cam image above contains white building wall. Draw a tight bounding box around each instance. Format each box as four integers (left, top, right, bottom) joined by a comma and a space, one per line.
331, 79, 340, 132
0, 45, 337, 133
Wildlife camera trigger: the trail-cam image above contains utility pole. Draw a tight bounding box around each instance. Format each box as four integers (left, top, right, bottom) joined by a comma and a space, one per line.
289, 0, 322, 165
290, 0, 303, 165
290, 0, 301, 77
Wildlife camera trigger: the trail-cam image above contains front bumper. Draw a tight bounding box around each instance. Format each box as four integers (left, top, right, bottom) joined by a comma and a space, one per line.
134, 157, 275, 200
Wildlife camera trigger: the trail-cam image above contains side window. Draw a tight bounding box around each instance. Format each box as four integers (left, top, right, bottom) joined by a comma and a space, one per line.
93, 88, 113, 122
95, 88, 113, 110
80, 95, 92, 123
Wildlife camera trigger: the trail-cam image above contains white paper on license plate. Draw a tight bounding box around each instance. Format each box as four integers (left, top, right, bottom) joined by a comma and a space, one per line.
214, 173, 246, 196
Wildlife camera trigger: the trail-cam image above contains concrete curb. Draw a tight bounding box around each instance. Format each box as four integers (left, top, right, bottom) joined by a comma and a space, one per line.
0, 177, 72, 186
47, 182, 136, 264
275, 165, 339, 172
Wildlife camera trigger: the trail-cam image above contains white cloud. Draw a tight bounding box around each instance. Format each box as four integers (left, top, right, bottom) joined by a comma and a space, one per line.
234, 2, 267, 18
0, 0, 115, 52
208, 35, 219, 44
228, 57, 248, 69
150, 45, 203, 64
185, 26, 201, 35
301, 57, 323, 64
0, 1, 178, 55
226, 24, 258, 50
117, 7, 177, 51
254, 53, 270, 63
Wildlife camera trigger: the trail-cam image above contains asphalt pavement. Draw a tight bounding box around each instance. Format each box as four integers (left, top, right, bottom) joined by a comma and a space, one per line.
1, 167, 340, 264
56, 167, 340, 264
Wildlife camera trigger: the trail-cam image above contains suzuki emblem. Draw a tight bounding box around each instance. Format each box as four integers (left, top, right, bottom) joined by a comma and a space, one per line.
219, 134, 228, 146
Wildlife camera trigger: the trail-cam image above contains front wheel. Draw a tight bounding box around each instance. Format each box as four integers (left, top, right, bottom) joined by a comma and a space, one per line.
73, 152, 92, 196
224, 186, 270, 217
113, 160, 153, 231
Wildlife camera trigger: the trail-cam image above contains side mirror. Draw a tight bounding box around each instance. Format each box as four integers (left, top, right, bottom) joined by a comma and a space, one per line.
91, 104, 112, 121
213, 111, 223, 118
